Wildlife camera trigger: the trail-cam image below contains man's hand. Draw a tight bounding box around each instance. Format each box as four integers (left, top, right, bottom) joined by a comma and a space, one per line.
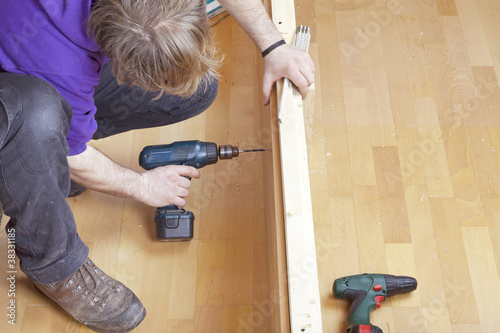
138, 165, 200, 207
262, 44, 315, 105
216, 0, 315, 105
68, 145, 200, 208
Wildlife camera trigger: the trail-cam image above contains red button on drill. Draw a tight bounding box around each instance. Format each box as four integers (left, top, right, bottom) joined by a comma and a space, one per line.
373, 284, 383, 292
375, 295, 385, 308
359, 324, 373, 333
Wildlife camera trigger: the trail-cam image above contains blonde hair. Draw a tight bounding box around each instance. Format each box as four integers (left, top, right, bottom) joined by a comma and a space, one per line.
89, 0, 220, 98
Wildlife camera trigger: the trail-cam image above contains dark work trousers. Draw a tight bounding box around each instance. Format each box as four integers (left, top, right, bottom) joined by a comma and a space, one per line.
0, 63, 218, 284
93, 62, 218, 139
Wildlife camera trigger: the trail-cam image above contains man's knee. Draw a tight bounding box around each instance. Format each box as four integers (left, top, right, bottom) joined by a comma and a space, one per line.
156, 75, 218, 124
177, 76, 218, 120
196, 76, 218, 111
0, 74, 72, 158
11, 75, 72, 139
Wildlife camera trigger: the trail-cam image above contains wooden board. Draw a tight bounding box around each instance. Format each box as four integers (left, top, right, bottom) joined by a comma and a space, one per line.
270, 0, 323, 331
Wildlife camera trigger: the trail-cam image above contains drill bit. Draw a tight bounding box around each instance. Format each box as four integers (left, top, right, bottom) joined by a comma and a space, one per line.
239, 148, 266, 153
218, 145, 266, 159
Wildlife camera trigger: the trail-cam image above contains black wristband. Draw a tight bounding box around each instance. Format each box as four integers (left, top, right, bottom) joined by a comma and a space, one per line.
261, 40, 286, 57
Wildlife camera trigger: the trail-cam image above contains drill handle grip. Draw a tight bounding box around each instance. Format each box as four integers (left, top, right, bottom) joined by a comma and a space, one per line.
344, 289, 381, 330
343, 289, 368, 317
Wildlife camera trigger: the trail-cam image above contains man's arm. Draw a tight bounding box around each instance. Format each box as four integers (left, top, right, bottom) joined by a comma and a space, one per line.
217, 0, 315, 105
67, 146, 200, 207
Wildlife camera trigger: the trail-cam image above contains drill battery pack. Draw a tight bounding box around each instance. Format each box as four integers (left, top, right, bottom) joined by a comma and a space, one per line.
154, 206, 194, 241
349, 324, 382, 333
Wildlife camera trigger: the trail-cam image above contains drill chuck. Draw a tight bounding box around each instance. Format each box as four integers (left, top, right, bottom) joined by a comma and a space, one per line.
218, 145, 240, 159
385, 275, 418, 297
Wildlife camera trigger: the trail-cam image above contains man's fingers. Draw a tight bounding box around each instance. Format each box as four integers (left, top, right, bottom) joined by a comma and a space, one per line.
179, 166, 201, 179
286, 70, 310, 99
261, 47, 315, 104
301, 63, 315, 87
172, 197, 187, 208
262, 73, 274, 105
177, 176, 192, 189
177, 187, 189, 198
156, 165, 200, 207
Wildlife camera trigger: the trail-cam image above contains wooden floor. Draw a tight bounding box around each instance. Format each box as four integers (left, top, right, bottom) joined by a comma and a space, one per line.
1, 0, 500, 332
300, 0, 500, 332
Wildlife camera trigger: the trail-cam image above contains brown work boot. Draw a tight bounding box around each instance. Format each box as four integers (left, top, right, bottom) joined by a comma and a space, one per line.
34, 258, 146, 333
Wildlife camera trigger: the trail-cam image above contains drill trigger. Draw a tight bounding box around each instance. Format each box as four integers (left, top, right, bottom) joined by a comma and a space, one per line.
374, 295, 385, 308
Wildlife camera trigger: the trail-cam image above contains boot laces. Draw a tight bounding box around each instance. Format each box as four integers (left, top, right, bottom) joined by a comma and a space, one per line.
66, 259, 122, 310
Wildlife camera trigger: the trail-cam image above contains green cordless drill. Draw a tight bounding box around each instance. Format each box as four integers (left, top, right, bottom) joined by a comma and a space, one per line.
333, 273, 418, 333
139, 140, 265, 241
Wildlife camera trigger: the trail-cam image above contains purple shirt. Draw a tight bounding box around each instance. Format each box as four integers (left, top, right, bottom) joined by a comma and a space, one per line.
0, 1, 105, 156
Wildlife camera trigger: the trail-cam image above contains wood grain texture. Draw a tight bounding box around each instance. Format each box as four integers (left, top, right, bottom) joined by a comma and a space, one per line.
307, 0, 500, 332
436, 0, 458, 16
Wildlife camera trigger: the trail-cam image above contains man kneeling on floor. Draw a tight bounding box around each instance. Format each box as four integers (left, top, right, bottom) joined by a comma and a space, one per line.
0, 0, 314, 331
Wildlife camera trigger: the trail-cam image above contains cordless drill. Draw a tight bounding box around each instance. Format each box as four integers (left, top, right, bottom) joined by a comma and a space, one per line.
333, 273, 418, 333
139, 140, 265, 241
